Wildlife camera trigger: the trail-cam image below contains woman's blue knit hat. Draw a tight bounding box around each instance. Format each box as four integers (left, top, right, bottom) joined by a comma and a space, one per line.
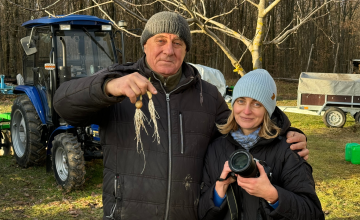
231, 69, 277, 116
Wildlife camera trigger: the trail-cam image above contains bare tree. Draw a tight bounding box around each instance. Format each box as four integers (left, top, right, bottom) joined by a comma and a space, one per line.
111, 0, 334, 76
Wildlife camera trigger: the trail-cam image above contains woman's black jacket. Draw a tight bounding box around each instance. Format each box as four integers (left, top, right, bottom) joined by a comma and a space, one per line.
198, 108, 325, 220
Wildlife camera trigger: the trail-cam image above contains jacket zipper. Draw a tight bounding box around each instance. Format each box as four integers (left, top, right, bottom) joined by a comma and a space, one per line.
179, 113, 184, 154
152, 72, 194, 220
106, 174, 119, 219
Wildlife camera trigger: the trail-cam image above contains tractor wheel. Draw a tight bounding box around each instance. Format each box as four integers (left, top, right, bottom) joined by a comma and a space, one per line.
1, 130, 12, 156
11, 95, 45, 167
52, 133, 86, 191
322, 107, 346, 128
355, 112, 360, 124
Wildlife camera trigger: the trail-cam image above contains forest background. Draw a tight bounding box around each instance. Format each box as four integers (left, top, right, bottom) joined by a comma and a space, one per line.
0, 0, 359, 82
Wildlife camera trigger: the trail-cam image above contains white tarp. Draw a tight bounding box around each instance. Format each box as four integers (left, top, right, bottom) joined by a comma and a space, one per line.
298, 72, 360, 96
189, 63, 226, 96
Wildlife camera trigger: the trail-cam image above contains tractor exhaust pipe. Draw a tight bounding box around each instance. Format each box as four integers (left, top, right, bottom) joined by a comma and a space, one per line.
59, 37, 70, 84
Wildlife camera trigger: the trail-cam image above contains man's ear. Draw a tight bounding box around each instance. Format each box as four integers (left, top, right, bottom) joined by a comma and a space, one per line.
143, 43, 147, 54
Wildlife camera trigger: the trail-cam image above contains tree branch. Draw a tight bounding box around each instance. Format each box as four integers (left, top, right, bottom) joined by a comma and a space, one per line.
263, 0, 282, 16
113, 0, 147, 23
4, 0, 63, 12
119, 0, 159, 7
45, 1, 114, 18
191, 30, 205, 34
265, 0, 334, 45
246, 0, 258, 8
200, 0, 206, 16
204, 5, 238, 25
194, 12, 252, 46
92, 0, 140, 37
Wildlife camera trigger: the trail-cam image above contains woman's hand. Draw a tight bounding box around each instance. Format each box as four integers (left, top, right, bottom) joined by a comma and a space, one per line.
236, 161, 278, 203
215, 161, 237, 198
286, 131, 309, 160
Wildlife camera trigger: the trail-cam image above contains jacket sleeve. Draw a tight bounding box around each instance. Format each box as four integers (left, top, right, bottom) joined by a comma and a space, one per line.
53, 68, 125, 126
269, 149, 325, 220
210, 91, 231, 142
198, 143, 228, 220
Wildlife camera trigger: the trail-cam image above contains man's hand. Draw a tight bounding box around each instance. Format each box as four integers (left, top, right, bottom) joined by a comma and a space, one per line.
286, 131, 309, 160
105, 72, 157, 103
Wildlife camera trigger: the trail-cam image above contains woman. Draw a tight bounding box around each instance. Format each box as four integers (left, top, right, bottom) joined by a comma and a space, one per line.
198, 69, 324, 220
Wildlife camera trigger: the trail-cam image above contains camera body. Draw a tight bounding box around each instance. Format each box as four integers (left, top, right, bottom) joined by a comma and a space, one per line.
228, 150, 272, 180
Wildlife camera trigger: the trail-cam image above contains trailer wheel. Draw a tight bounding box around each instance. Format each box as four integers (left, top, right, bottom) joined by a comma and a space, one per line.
1, 130, 12, 156
355, 112, 360, 124
52, 133, 86, 191
323, 107, 346, 128
11, 95, 46, 167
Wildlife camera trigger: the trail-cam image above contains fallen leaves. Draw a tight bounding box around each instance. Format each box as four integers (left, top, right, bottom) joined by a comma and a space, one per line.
68, 209, 82, 218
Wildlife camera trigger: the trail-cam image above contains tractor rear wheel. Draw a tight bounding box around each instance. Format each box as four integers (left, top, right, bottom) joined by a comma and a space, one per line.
52, 133, 86, 191
1, 130, 12, 156
322, 107, 346, 128
11, 95, 45, 167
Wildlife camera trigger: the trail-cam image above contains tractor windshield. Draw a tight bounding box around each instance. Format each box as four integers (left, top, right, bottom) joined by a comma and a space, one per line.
55, 27, 115, 78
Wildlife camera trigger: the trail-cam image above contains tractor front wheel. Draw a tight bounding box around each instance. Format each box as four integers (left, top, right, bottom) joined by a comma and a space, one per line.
11, 95, 45, 166
52, 133, 86, 191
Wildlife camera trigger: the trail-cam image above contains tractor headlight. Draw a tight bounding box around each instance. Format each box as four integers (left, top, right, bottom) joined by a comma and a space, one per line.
101, 25, 112, 31
60, 25, 71, 30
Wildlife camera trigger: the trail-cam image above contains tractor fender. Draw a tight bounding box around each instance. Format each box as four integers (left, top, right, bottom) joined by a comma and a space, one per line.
14, 85, 46, 124
47, 125, 75, 155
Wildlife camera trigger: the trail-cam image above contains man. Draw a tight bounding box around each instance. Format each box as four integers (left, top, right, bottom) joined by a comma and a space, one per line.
54, 11, 308, 220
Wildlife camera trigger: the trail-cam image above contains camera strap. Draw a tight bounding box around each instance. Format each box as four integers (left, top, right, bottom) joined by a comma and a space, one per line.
226, 185, 238, 220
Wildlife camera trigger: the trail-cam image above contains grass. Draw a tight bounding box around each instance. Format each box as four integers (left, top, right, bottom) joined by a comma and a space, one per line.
276, 80, 360, 219
1, 81, 360, 219
0, 158, 104, 220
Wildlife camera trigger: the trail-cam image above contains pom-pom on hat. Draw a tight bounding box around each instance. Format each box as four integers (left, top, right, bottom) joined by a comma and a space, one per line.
231, 69, 277, 116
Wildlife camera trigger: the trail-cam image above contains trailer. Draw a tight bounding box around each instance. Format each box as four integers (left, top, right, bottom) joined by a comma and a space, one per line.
279, 72, 360, 128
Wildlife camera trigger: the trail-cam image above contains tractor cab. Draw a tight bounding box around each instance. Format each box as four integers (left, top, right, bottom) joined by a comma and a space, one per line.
11, 15, 119, 191
20, 15, 117, 126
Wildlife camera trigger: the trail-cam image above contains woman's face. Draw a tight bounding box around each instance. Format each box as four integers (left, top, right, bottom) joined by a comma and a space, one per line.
233, 97, 266, 135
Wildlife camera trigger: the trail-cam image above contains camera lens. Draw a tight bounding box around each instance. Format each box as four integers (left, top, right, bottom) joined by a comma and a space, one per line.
231, 152, 249, 170
228, 150, 258, 178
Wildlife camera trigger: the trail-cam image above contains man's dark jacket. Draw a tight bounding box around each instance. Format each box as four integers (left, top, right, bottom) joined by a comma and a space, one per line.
53, 56, 230, 220
198, 108, 324, 220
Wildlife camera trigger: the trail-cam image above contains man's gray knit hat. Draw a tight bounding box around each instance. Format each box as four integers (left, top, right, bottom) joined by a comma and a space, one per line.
140, 11, 191, 51
231, 69, 277, 116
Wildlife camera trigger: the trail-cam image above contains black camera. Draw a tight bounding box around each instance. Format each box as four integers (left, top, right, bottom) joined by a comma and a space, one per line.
227, 150, 272, 180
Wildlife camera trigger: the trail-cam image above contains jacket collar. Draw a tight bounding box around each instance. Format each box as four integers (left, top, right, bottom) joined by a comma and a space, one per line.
137, 55, 201, 95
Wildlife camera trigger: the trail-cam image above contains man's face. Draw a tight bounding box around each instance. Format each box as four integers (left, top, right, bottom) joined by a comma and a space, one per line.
144, 33, 187, 77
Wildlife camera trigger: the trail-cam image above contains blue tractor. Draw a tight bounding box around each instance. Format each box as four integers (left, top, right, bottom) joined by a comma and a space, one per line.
11, 15, 119, 190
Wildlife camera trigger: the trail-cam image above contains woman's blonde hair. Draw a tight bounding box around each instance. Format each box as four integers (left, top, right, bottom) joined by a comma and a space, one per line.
217, 108, 281, 139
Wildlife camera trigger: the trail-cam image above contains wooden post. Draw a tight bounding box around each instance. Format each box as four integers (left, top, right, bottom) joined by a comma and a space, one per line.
306, 44, 314, 72
333, 43, 340, 73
